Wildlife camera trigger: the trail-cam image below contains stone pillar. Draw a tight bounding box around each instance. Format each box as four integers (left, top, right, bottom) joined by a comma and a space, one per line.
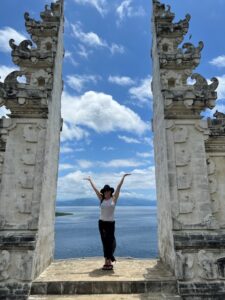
0, 1, 64, 299
152, 1, 225, 298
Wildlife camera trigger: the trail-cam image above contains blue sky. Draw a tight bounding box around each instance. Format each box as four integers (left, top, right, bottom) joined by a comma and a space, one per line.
0, 0, 225, 202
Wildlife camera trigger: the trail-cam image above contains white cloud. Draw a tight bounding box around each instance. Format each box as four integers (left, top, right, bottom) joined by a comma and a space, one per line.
60, 145, 74, 153
61, 90, 148, 142
0, 65, 18, 82
77, 159, 94, 169
71, 22, 106, 47
109, 43, 125, 55
0, 65, 14, 118
216, 74, 225, 100
136, 152, 153, 158
73, 157, 147, 169
64, 51, 78, 66
61, 122, 90, 142
118, 135, 141, 144
77, 44, 90, 59
210, 55, 225, 68
129, 76, 152, 103
0, 106, 11, 118
108, 75, 135, 86
73, 0, 107, 16
66, 74, 100, 92
116, 0, 145, 24
71, 22, 124, 55
143, 137, 153, 146
57, 166, 156, 200
100, 159, 144, 168
102, 146, 114, 151
0, 27, 26, 53
59, 163, 75, 171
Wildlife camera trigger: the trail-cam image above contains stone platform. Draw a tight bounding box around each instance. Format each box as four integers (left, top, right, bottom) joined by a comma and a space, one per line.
29, 258, 180, 299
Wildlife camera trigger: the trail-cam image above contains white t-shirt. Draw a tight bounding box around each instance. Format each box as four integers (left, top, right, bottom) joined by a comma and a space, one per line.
100, 197, 116, 221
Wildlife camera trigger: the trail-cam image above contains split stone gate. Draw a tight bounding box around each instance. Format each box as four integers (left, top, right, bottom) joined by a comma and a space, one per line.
0, 0, 225, 299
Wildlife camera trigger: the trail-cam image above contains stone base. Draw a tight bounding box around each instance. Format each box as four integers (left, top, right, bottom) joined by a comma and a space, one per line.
0, 283, 31, 300
30, 258, 178, 296
178, 281, 225, 299
29, 293, 181, 299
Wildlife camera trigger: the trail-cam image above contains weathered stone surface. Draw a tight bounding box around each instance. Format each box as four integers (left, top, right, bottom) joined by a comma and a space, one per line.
0, 0, 64, 299
152, 0, 225, 298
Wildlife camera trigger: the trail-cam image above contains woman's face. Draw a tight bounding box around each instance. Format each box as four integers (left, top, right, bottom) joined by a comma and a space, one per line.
104, 190, 112, 199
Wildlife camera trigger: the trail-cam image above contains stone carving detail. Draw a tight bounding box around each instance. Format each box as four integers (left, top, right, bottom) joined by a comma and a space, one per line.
177, 167, 192, 190
19, 170, 34, 189
206, 157, 219, 214
175, 145, 191, 166
207, 110, 225, 137
176, 251, 194, 280
16, 191, 33, 214
197, 250, 217, 280
216, 257, 225, 278
23, 125, 39, 143
173, 126, 188, 143
191, 73, 219, 98
9, 39, 33, 53
0, 1, 63, 118
16, 253, 33, 281
153, 0, 218, 118
0, 250, 10, 281
22, 151, 36, 166
179, 192, 194, 214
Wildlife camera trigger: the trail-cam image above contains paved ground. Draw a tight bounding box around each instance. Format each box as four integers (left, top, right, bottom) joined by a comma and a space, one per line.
33, 257, 175, 283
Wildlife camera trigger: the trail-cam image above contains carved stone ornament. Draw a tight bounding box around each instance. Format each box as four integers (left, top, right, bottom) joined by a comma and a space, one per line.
0, 0, 64, 119
0, 250, 10, 281
197, 250, 217, 280
176, 251, 194, 280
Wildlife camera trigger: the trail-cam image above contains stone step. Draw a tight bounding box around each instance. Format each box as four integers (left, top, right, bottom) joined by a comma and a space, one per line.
29, 293, 181, 300
30, 258, 178, 296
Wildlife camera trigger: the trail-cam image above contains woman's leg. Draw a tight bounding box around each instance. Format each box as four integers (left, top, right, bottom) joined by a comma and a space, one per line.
98, 220, 108, 262
104, 221, 116, 263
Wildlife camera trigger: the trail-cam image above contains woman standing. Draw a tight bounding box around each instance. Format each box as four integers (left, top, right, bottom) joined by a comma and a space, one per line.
84, 174, 131, 270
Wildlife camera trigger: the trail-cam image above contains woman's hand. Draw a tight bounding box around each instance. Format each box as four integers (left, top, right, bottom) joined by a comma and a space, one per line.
83, 176, 91, 182
123, 173, 131, 178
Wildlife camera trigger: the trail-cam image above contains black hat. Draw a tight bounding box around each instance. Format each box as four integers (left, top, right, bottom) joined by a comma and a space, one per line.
100, 184, 114, 195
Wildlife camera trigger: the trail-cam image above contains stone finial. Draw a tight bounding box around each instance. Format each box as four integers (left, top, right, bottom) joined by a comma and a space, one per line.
0, 0, 64, 118
191, 74, 218, 97
213, 110, 225, 119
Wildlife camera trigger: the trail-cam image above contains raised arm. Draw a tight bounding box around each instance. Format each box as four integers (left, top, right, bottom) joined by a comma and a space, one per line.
113, 173, 131, 202
83, 176, 103, 201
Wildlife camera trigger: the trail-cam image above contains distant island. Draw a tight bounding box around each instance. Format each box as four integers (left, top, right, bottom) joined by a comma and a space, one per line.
55, 211, 74, 217
56, 198, 157, 207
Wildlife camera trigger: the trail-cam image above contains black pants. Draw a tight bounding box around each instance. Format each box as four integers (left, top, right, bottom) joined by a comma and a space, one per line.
98, 219, 116, 262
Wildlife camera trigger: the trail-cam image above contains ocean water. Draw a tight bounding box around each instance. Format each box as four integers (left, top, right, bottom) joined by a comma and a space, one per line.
54, 206, 158, 259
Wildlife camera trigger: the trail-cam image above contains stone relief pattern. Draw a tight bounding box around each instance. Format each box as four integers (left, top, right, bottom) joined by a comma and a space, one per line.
16, 125, 38, 218
176, 250, 225, 281
173, 126, 195, 221
0, 250, 10, 281
206, 157, 219, 216
206, 155, 225, 228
